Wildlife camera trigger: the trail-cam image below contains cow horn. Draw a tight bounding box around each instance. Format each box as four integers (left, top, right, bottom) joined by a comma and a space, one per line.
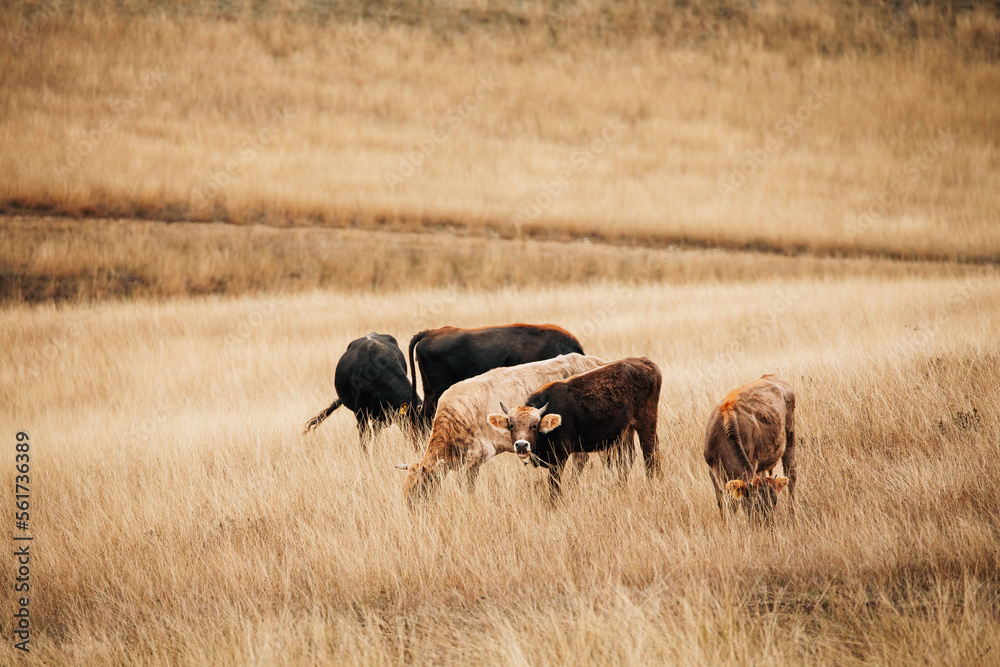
500, 401, 510, 415
537, 403, 549, 417
395, 463, 411, 470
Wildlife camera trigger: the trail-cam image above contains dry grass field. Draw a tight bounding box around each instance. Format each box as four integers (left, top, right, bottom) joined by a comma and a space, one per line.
2, 256, 1000, 664
2, 0, 999, 259
3, 0, 1000, 664
1, 215, 990, 304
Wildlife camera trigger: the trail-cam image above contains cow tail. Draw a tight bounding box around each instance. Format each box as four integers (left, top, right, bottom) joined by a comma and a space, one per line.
408, 331, 427, 407
303, 398, 342, 434
723, 407, 754, 480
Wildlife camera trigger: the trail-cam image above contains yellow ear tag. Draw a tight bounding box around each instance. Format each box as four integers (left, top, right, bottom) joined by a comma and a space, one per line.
398, 404, 409, 416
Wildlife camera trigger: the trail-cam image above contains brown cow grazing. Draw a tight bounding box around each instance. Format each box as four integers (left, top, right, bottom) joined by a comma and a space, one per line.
488, 357, 662, 497
704, 374, 796, 525
407, 324, 584, 433
398, 354, 606, 506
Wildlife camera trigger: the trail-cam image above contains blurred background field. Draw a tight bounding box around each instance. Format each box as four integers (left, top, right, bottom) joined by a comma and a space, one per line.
2, 0, 999, 260
1, 214, 992, 303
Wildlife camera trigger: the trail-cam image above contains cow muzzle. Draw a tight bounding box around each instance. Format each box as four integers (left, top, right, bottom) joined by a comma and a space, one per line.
514, 439, 531, 462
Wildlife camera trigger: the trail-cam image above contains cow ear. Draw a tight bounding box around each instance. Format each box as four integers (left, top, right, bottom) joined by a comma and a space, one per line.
769, 476, 789, 493
487, 413, 508, 432
726, 479, 747, 499
539, 413, 562, 433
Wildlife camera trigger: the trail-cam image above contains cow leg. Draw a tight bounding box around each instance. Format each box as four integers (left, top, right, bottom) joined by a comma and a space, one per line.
369, 413, 391, 442
420, 396, 438, 432
357, 425, 371, 453
782, 427, 798, 504
570, 452, 588, 477
547, 459, 568, 500
355, 411, 374, 453
406, 410, 426, 450
464, 463, 482, 493
636, 420, 660, 478
622, 428, 637, 479
607, 427, 636, 485
406, 401, 433, 446
708, 468, 727, 522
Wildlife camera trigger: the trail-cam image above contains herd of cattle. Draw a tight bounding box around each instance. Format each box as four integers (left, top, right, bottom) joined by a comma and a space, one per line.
304, 323, 797, 524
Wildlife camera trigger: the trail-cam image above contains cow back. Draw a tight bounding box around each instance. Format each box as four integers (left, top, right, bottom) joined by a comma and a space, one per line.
424, 354, 606, 461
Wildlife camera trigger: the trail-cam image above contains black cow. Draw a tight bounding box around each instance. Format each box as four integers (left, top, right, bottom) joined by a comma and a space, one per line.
488, 357, 662, 496
408, 324, 584, 432
303, 333, 418, 449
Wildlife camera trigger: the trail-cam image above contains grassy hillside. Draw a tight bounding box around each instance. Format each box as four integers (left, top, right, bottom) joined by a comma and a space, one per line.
1, 215, 991, 304
2, 271, 999, 664
2, 1, 999, 259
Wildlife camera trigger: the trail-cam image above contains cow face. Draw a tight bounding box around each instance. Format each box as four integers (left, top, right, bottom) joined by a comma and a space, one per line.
726, 476, 788, 524
398, 459, 447, 506
487, 402, 562, 463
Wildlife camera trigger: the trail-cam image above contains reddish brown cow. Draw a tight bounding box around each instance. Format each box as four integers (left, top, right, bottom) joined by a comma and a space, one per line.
704, 374, 797, 524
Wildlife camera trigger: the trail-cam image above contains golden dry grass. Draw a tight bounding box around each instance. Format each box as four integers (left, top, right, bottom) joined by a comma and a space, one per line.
2, 1, 999, 259
2, 267, 999, 664
3, 1, 1000, 662
1, 215, 992, 304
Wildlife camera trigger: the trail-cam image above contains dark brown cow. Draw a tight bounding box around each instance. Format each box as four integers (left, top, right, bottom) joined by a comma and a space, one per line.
408, 323, 584, 432
703, 374, 796, 525
488, 357, 662, 497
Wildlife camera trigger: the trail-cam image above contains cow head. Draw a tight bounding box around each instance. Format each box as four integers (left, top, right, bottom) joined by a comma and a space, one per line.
726, 475, 788, 524
396, 459, 448, 506
487, 401, 561, 464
